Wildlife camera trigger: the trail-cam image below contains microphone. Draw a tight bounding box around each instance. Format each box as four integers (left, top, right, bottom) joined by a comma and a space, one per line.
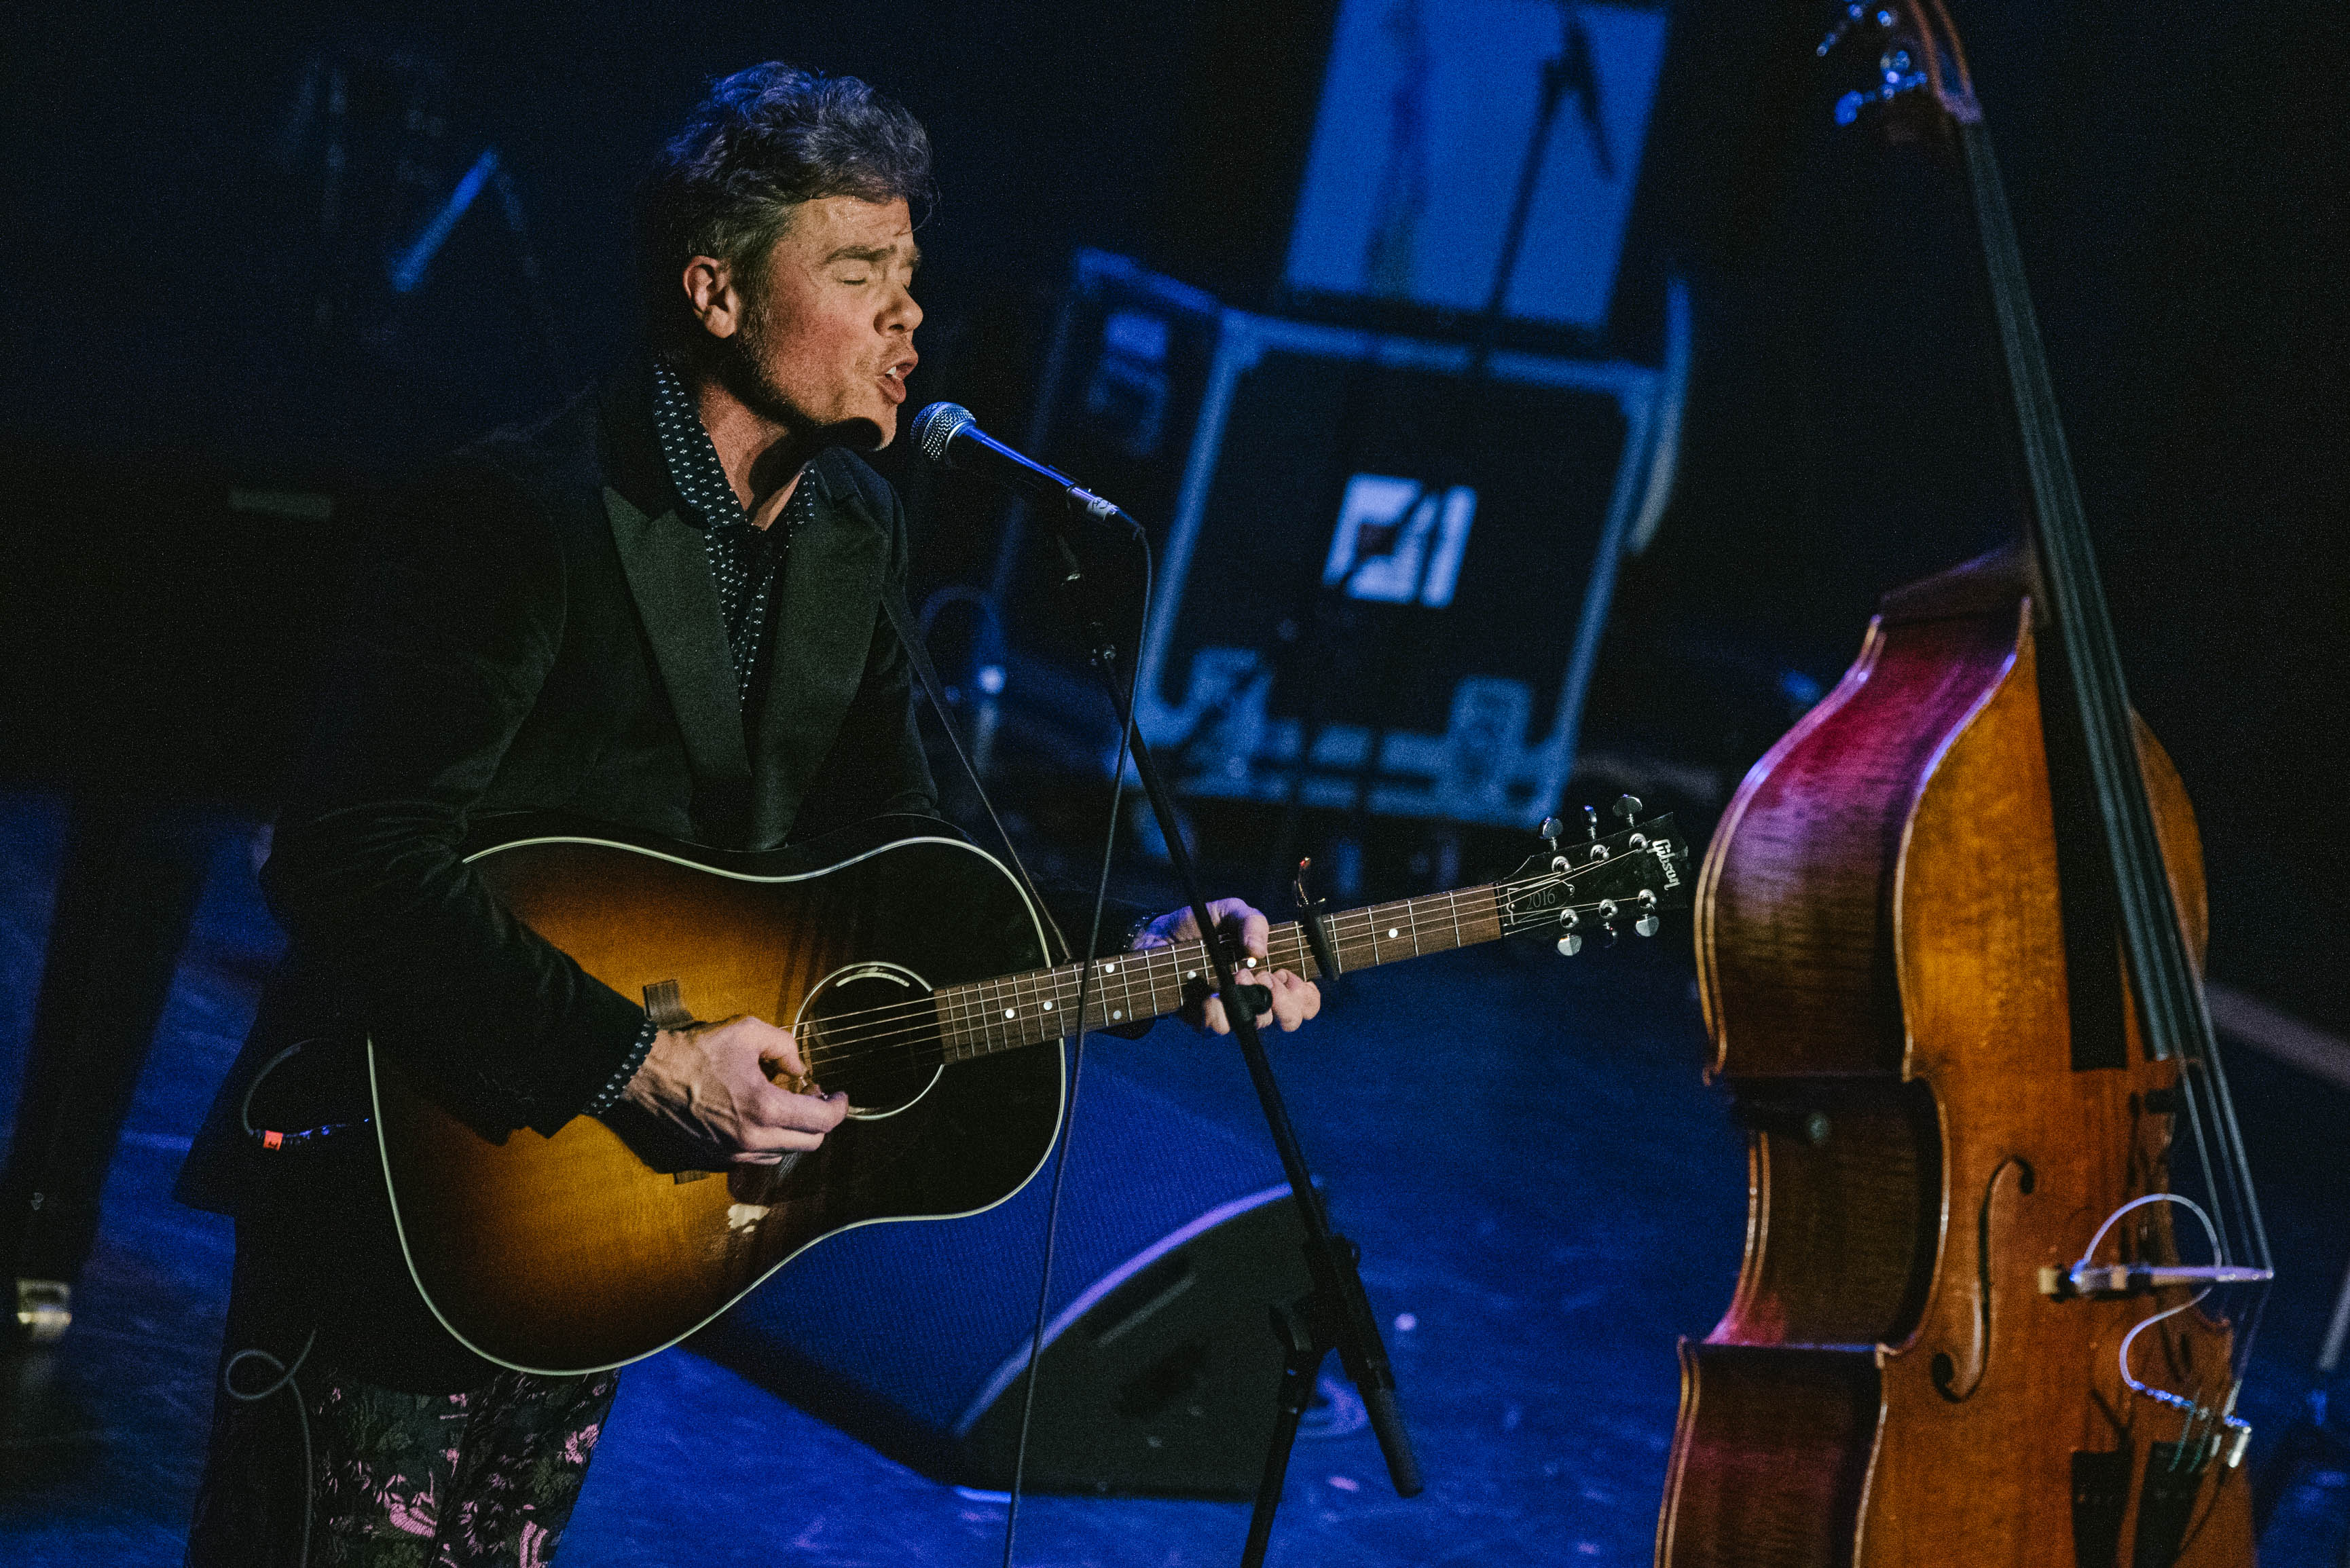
912, 403, 1137, 534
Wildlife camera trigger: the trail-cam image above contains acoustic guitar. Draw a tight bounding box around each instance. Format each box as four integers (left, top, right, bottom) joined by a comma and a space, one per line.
371, 807, 1691, 1374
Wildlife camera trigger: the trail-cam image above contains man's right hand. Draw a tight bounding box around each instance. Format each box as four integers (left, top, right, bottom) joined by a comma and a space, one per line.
617, 1014, 848, 1166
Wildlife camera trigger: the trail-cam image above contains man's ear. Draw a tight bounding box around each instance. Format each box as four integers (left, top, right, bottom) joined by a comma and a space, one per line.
682, 256, 739, 341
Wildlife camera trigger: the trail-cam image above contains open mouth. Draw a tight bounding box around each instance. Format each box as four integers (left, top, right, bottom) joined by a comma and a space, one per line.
878, 355, 916, 405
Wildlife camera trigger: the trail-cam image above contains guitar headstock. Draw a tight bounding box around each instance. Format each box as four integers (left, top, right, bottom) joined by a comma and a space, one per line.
1817, 0, 1979, 143
1501, 797, 1693, 954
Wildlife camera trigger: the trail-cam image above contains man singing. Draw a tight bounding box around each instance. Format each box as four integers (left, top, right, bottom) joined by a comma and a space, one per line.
180, 62, 1316, 1565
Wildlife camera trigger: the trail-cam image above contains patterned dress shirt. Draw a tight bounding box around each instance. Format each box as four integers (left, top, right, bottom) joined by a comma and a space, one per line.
648, 357, 820, 709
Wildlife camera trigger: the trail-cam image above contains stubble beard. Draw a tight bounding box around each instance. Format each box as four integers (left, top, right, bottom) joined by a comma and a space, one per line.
714, 283, 887, 453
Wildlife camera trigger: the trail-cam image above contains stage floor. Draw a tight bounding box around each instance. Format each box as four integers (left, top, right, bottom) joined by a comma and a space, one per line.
1, 789, 2343, 1565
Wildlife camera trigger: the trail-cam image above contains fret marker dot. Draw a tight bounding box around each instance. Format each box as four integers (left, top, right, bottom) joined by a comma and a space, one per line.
1103, 963, 1116, 972
1004, 1009, 1015, 1019
1186, 970, 1198, 979
1389, 928, 1399, 939
1245, 956, 1257, 969
1112, 1009, 1122, 1020
1043, 1001, 1054, 1010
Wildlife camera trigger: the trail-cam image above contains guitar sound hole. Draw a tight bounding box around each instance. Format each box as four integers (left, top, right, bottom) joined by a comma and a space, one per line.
797, 963, 943, 1119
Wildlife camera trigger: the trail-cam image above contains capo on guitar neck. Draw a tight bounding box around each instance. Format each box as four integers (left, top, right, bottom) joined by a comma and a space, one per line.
642, 979, 696, 1032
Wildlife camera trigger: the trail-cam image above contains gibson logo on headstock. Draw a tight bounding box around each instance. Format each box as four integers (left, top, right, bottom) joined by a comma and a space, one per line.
1653, 839, 1681, 889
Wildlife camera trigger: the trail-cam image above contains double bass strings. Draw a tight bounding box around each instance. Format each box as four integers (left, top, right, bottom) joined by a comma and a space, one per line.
1966, 117, 2270, 1421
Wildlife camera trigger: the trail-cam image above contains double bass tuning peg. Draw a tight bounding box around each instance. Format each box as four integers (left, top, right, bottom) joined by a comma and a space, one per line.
1818, 3, 1894, 59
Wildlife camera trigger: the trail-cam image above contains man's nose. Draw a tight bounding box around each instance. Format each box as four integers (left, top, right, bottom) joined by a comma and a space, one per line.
884, 282, 921, 335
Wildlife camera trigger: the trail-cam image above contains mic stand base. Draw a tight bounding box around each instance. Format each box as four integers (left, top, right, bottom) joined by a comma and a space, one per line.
1244, 1297, 1331, 1568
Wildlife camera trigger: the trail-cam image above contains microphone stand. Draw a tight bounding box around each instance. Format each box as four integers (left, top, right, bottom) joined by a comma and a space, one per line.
1044, 531, 1422, 1566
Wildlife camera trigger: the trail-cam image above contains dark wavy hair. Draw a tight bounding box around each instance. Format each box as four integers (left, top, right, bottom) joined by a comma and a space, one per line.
638, 63, 932, 351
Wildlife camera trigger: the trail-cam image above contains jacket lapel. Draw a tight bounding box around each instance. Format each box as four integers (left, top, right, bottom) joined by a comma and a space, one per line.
603, 483, 754, 830
746, 455, 888, 848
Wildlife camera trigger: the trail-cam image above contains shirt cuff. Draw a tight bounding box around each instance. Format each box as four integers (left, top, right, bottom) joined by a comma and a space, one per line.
583, 1014, 661, 1118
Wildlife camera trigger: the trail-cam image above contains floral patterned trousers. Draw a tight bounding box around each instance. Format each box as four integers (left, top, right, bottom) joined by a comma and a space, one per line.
187, 1220, 620, 1567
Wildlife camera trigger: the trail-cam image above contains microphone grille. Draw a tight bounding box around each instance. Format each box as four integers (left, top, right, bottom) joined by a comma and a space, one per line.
912, 402, 974, 466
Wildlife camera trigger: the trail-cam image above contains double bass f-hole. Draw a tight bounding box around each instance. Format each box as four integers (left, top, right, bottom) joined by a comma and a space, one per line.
1932, 1155, 2036, 1402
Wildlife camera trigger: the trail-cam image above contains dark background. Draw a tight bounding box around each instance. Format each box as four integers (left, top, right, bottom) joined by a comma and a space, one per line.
3, 0, 2343, 1031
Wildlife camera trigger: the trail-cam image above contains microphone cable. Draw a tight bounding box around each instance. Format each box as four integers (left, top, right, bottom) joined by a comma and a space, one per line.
999, 531, 1154, 1568
221, 1326, 320, 1566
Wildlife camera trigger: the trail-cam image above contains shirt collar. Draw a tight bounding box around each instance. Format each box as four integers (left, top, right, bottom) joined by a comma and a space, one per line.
648, 358, 828, 531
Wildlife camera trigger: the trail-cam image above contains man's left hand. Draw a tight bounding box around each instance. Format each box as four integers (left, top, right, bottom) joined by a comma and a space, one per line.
1133, 898, 1321, 1035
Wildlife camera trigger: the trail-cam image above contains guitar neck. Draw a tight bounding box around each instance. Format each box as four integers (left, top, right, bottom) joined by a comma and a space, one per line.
930, 884, 1508, 1062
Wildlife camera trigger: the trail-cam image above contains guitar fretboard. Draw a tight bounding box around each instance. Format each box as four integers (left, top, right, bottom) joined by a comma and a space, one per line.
926, 884, 1508, 1062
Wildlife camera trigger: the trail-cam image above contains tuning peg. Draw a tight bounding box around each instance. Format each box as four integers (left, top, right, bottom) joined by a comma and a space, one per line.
1636, 889, 1660, 938
1612, 794, 1644, 826
1557, 933, 1583, 956
1833, 49, 1928, 126
1818, 3, 1892, 58
1538, 817, 1569, 871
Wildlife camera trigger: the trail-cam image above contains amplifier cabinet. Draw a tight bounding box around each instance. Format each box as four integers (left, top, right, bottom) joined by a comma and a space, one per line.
1132, 299, 1687, 827
986, 250, 1687, 827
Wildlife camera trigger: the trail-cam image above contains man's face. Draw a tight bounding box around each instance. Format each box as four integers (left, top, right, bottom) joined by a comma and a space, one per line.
716, 195, 921, 449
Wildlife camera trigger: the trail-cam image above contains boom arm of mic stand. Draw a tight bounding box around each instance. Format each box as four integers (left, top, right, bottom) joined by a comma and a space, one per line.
1066, 585, 1422, 1504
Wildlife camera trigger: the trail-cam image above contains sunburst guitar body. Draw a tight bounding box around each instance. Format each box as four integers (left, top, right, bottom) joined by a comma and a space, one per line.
370, 815, 1063, 1375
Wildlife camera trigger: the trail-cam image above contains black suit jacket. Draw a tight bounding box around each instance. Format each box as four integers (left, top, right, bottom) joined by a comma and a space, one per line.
179, 365, 938, 1216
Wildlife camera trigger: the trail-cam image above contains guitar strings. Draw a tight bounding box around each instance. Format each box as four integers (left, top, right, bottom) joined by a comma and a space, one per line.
796, 869, 1648, 1078
795, 872, 1621, 1074
795, 898, 1471, 1075
798, 925, 1328, 1075
796, 884, 1517, 1064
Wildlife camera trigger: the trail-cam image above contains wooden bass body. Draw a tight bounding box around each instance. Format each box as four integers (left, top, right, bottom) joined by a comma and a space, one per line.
1657, 557, 2254, 1566
370, 817, 1063, 1375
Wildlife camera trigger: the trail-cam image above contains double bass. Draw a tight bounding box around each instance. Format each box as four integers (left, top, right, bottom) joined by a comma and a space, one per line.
1657, 7, 2272, 1566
